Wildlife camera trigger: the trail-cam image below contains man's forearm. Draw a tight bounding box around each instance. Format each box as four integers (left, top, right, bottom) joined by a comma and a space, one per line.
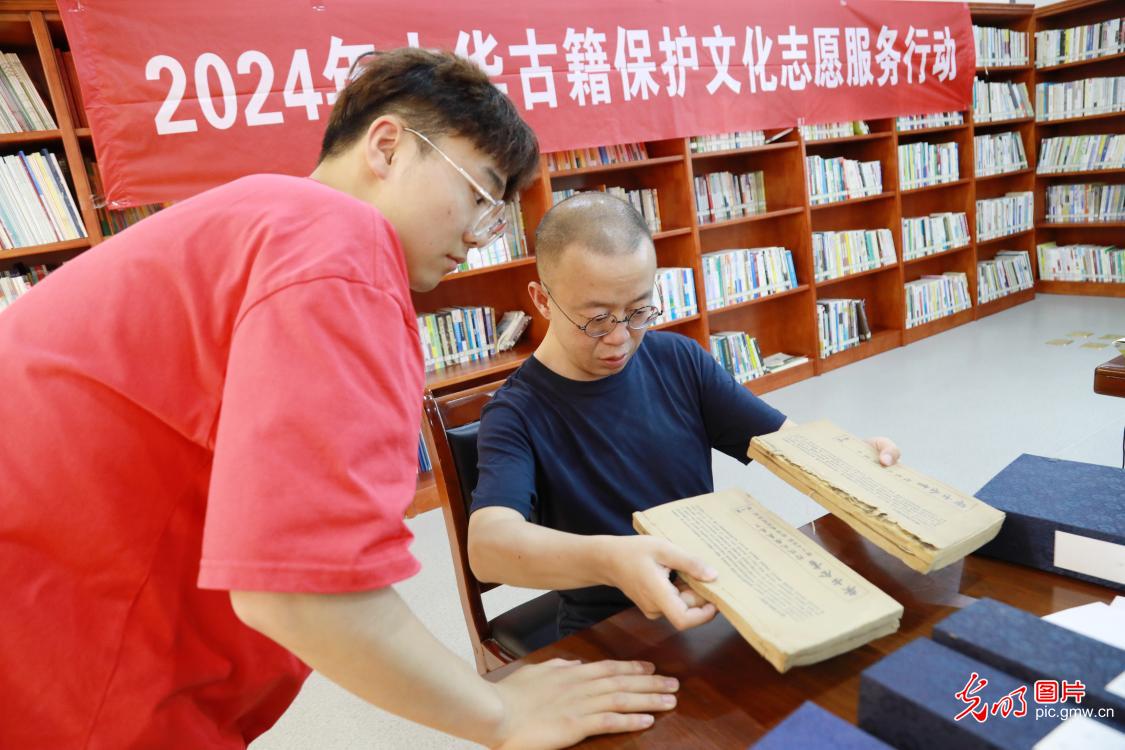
469, 514, 618, 591
231, 587, 504, 747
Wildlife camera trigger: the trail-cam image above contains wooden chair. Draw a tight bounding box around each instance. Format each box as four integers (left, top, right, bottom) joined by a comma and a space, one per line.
423, 381, 562, 674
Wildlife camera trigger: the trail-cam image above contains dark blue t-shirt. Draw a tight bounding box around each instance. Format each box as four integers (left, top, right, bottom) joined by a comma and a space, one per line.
470, 332, 787, 636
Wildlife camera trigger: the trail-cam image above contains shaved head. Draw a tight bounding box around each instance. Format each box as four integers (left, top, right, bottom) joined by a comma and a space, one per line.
535, 192, 654, 282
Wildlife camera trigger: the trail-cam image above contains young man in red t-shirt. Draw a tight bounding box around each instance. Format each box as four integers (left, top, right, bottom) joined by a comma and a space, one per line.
0, 49, 680, 749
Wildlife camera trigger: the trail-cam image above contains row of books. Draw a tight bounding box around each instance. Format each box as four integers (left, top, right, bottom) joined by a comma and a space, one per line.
816, 298, 871, 358
610, 187, 661, 233
898, 141, 959, 190
546, 142, 648, 171
689, 131, 766, 153
1038, 242, 1125, 283
902, 211, 971, 261
977, 250, 1034, 304
812, 228, 897, 283
1037, 134, 1125, 173
1035, 76, 1125, 121
976, 192, 1033, 241
904, 272, 971, 329
972, 80, 1033, 123
416, 306, 497, 373
84, 161, 170, 237
1035, 17, 1124, 68
805, 156, 882, 205
799, 121, 869, 142
710, 331, 765, 384
694, 170, 766, 224
896, 111, 964, 132
972, 25, 1029, 67
701, 246, 798, 310
551, 187, 662, 233
0, 149, 86, 250
651, 267, 699, 325
0, 262, 52, 311
0, 52, 56, 134
973, 131, 1028, 176
1045, 183, 1125, 223
454, 203, 527, 273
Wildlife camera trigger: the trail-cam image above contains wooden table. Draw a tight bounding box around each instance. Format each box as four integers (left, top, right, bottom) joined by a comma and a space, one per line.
1095, 355, 1125, 398
489, 515, 1116, 749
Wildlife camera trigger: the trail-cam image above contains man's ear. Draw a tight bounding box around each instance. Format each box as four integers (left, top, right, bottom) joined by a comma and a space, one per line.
362, 116, 406, 180
528, 281, 551, 319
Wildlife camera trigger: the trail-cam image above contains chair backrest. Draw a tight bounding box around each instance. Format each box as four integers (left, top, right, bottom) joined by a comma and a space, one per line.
422, 380, 505, 667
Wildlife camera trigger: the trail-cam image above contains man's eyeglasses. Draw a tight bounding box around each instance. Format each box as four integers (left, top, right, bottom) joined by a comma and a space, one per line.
403, 128, 508, 246
543, 282, 663, 338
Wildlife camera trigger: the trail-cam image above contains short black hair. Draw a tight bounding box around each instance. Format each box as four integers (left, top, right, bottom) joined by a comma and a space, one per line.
535, 192, 653, 280
320, 48, 539, 201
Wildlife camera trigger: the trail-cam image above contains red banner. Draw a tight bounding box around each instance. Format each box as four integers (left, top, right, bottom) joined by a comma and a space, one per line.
59, 1, 973, 207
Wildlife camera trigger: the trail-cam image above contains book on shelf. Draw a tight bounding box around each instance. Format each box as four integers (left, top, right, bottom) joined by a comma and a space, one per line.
1045, 183, 1125, 223
973, 25, 1029, 67
976, 191, 1033, 241
1037, 242, 1125, 283
812, 228, 896, 282
710, 331, 765, 383
0, 261, 53, 311
747, 421, 1005, 574
694, 169, 766, 224
495, 310, 532, 352
454, 201, 527, 273
806, 156, 882, 205
978, 250, 1034, 303
689, 130, 766, 152
1035, 18, 1124, 68
799, 121, 869, 141
904, 272, 972, 328
1035, 75, 1125, 121
816, 298, 871, 358
898, 140, 959, 190
632, 488, 904, 672
902, 212, 970, 260
54, 49, 88, 129
546, 142, 648, 171
416, 306, 497, 373
417, 432, 432, 474
0, 51, 56, 134
762, 351, 810, 373
0, 149, 86, 250
1037, 134, 1125, 173
896, 111, 964, 132
972, 79, 1033, 122
651, 266, 698, 324
702, 246, 797, 309
974, 131, 1028, 177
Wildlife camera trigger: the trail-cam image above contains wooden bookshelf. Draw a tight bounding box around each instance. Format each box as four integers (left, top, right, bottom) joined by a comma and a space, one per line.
1031, 0, 1125, 298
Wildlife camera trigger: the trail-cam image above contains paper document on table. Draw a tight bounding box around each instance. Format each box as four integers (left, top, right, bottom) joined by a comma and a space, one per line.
748, 421, 1004, 573
634, 488, 902, 673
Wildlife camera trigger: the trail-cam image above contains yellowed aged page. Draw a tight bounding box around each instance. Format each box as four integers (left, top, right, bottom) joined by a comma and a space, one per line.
633, 488, 903, 673
747, 421, 1004, 573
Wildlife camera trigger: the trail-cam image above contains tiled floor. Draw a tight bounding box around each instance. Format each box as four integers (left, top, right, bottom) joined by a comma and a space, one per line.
252, 293, 1124, 749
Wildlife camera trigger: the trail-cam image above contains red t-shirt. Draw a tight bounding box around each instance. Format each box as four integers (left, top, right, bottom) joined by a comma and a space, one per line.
0, 175, 424, 748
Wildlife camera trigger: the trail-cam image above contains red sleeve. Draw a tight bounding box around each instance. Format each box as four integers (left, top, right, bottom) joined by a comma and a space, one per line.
198, 276, 423, 593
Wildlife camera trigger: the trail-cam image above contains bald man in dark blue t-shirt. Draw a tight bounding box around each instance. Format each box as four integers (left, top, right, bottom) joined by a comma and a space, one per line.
468, 192, 900, 638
